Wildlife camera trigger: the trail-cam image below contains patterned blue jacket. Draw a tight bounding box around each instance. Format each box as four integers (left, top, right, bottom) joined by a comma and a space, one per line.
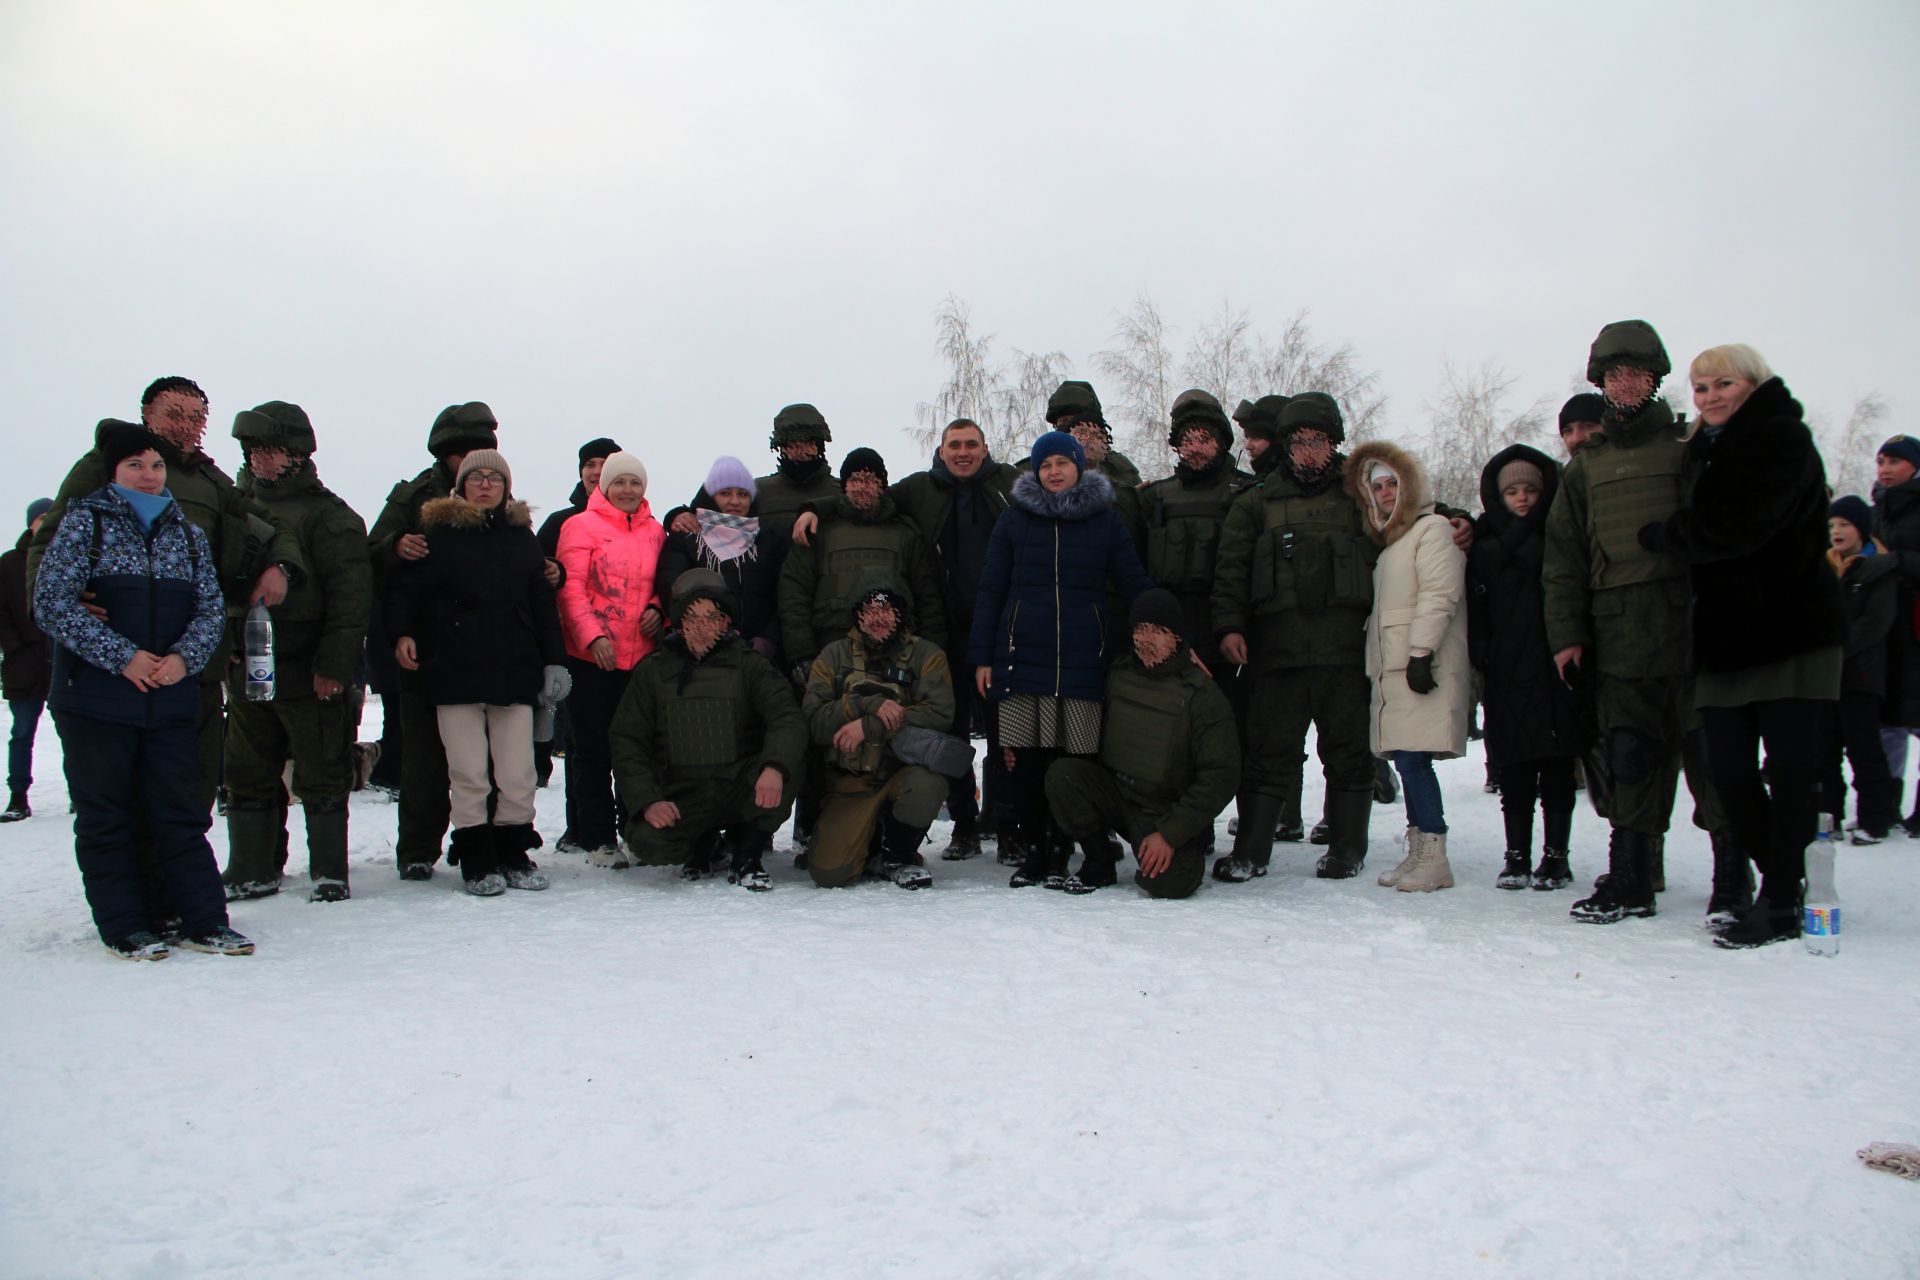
33, 485, 224, 726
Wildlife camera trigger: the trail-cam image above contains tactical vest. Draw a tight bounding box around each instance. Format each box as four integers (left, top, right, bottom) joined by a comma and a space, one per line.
1249, 486, 1375, 615
829, 637, 922, 774
818, 519, 913, 619
1099, 662, 1192, 798
658, 658, 754, 771
1144, 471, 1244, 593
1584, 433, 1689, 591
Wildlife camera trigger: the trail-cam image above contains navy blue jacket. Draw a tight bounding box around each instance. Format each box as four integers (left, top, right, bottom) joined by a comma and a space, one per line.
34, 486, 224, 727
967, 470, 1152, 702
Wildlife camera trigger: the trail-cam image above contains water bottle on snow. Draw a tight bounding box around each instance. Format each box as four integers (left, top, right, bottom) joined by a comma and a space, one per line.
1803, 814, 1839, 957
245, 600, 276, 702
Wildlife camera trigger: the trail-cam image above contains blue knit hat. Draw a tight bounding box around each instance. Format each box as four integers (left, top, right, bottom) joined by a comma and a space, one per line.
704, 455, 756, 500
1029, 430, 1085, 476
1829, 495, 1872, 540
1877, 435, 1920, 472
25, 497, 53, 528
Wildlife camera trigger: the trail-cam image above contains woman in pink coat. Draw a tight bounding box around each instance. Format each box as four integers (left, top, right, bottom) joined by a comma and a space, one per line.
555, 451, 667, 863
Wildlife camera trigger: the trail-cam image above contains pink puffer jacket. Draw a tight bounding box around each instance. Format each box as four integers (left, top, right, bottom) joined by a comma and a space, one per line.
554, 489, 667, 668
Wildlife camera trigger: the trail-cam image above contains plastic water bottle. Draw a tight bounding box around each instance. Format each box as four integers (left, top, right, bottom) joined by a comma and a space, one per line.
1803, 814, 1839, 957
245, 600, 275, 702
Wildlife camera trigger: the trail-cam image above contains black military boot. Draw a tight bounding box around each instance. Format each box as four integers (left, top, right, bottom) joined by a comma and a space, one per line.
1706, 831, 1755, 924
1315, 789, 1372, 879
1569, 829, 1655, 924
303, 797, 352, 902
1040, 834, 1072, 891
1008, 828, 1051, 888
681, 830, 724, 880
880, 815, 933, 890
1712, 885, 1802, 949
222, 803, 285, 901
726, 828, 776, 892
1064, 837, 1121, 895
942, 815, 983, 861
0, 790, 28, 822
1274, 791, 1305, 843
1215, 792, 1282, 882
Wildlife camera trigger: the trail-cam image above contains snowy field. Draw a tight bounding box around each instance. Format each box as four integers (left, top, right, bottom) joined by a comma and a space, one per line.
3, 700, 1918, 1280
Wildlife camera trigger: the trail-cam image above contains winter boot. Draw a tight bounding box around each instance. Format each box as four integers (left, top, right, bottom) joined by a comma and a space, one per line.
1064, 837, 1120, 895
0, 790, 28, 822
222, 803, 285, 901
453, 826, 505, 897
1040, 834, 1071, 891
1569, 829, 1655, 924
303, 797, 351, 901
1496, 849, 1532, 890
726, 828, 776, 892
1705, 831, 1755, 923
681, 830, 723, 880
495, 824, 551, 891
1395, 830, 1455, 892
1712, 889, 1802, 949
1274, 794, 1305, 843
178, 924, 255, 956
942, 815, 983, 861
104, 930, 169, 961
1531, 848, 1572, 891
1484, 762, 1501, 795
995, 829, 1029, 868
1308, 820, 1332, 845
879, 815, 933, 890
1008, 835, 1051, 888
1648, 834, 1666, 893
1315, 788, 1372, 879
1377, 827, 1420, 888
1215, 792, 1283, 882
1373, 757, 1400, 805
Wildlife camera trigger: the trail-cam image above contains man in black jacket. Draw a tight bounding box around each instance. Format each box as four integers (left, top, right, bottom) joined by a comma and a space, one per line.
0, 498, 52, 821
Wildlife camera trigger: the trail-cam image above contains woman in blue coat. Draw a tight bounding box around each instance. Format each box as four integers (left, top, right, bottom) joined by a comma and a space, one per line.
969, 430, 1152, 887
34, 425, 252, 959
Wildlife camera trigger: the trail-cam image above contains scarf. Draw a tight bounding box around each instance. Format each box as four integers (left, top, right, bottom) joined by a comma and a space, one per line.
696, 508, 760, 569
112, 484, 175, 531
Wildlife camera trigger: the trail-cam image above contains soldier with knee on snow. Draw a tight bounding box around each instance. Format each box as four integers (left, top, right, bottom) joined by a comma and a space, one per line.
1045, 588, 1240, 899
221, 402, 371, 903
801, 570, 956, 889
608, 569, 805, 890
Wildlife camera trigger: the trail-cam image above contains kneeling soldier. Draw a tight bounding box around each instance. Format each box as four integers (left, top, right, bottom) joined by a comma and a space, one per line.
1045, 588, 1241, 898
802, 570, 955, 889
608, 569, 805, 890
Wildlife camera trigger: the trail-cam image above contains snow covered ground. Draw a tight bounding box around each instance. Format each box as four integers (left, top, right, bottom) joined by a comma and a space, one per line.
3, 701, 1918, 1279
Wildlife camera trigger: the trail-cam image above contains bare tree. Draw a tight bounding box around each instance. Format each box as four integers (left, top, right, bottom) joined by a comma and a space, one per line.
1092, 293, 1178, 471
1245, 310, 1388, 443
1422, 359, 1552, 512
1816, 391, 1889, 497
913, 295, 1072, 460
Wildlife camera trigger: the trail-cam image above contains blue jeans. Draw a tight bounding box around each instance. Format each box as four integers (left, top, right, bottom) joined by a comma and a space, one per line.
7, 698, 42, 795
1392, 751, 1447, 834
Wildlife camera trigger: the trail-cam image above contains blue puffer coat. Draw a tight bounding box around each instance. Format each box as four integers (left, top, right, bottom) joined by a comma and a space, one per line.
33, 486, 225, 726
967, 470, 1153, 701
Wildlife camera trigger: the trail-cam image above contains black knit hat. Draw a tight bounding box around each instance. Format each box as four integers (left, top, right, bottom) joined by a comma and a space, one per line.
102, 424, 171, 473
1829, 495, 1873, 540
1128, 587, 1186, 636
840, 447, 888, 487
578, 437, 622, 465
1558, 393, 1607, 433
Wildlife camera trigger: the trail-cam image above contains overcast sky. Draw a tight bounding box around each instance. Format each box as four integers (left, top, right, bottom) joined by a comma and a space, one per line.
3, 0, 1914, 529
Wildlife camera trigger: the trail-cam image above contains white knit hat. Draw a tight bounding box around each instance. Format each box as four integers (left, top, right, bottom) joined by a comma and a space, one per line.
598, 451, 649, 496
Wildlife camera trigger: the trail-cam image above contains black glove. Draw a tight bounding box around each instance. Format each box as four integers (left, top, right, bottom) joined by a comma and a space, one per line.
1406, 653, 1436, 695
1636, 521, 1667, 553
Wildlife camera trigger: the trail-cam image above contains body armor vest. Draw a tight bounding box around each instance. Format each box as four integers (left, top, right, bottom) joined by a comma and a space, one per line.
831, 637, 920, 774
659, 659, 754, 771
1099, 662, 1194, 797
818, 519, 913, 620
1250, 486, 1375, 615
1584, 432, 1689, 591
1144, 471, 1243, 593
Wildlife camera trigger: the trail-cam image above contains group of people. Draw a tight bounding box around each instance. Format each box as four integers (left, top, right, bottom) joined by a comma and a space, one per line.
0, 317, 1895, 959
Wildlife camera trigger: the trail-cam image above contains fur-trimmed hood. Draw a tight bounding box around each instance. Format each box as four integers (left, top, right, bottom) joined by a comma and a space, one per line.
1344, 440, 1433, 546
420, 495, 533, 532
1010, 468, 1114, 520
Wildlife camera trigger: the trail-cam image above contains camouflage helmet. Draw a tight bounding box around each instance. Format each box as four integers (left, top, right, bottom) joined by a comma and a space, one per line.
1045, 380, 1106, 427
1232, 394, 1292, 440
428, 401, 499, 459
232, 401, 317, 455
1278, 391, 1345, 443
1586, 320, 1671, 387
1167, 388, 1233, 451
770, 403, 832, 449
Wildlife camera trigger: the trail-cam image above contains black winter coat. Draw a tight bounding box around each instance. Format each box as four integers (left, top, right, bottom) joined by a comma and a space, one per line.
656, 490, 778, 656
1831, 547, 1897, 698
386, 497, 565, 707
0, 531, 49, 701
1649, 378, 1844, 676
1468, 445, 1586, 765
1872, 473, 1920, 725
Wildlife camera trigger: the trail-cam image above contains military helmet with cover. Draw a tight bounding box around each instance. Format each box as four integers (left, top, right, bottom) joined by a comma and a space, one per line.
232, 401, 317, 455
1586, 320, 1671, 387
770, 403, 832, 449
1167, 388, 1234, 451
427, 401, 499, 460
1278, 391, 1345, 444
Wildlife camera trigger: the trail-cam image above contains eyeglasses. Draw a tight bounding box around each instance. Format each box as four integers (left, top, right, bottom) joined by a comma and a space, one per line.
465, 470, 506, 487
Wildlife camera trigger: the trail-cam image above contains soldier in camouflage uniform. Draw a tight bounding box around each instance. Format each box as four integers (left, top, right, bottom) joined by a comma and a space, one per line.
1211, 393, 1378, 883
1543, 320, 1743, 925
220, 403, 371, 903
609, 569, 806, 891
366, 402, 499, 879
1046, 588, 1241, 899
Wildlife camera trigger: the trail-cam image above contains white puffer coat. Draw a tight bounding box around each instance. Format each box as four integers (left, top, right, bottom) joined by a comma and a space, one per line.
1347, 441, 1470, 759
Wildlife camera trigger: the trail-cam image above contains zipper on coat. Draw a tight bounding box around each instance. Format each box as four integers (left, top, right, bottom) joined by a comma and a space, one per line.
1053, 522, 1062, 696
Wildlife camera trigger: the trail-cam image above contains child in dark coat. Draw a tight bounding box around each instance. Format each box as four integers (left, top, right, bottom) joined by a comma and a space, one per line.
1468, 445, 1587, 890
1823, 495, 1898, 842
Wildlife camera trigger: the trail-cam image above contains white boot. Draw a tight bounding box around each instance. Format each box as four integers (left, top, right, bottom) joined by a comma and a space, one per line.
1378, 826, 1420, 887
1396, 830, 1455, 893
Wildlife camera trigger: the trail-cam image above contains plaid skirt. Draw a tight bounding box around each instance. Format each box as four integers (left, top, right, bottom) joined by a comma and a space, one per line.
997, 694, 1102, 754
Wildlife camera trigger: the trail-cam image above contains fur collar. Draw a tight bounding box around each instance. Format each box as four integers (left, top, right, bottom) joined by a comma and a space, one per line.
1344, 440, 1433, 547
1011, 468, 1114, 520
420, 495, 533, 531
